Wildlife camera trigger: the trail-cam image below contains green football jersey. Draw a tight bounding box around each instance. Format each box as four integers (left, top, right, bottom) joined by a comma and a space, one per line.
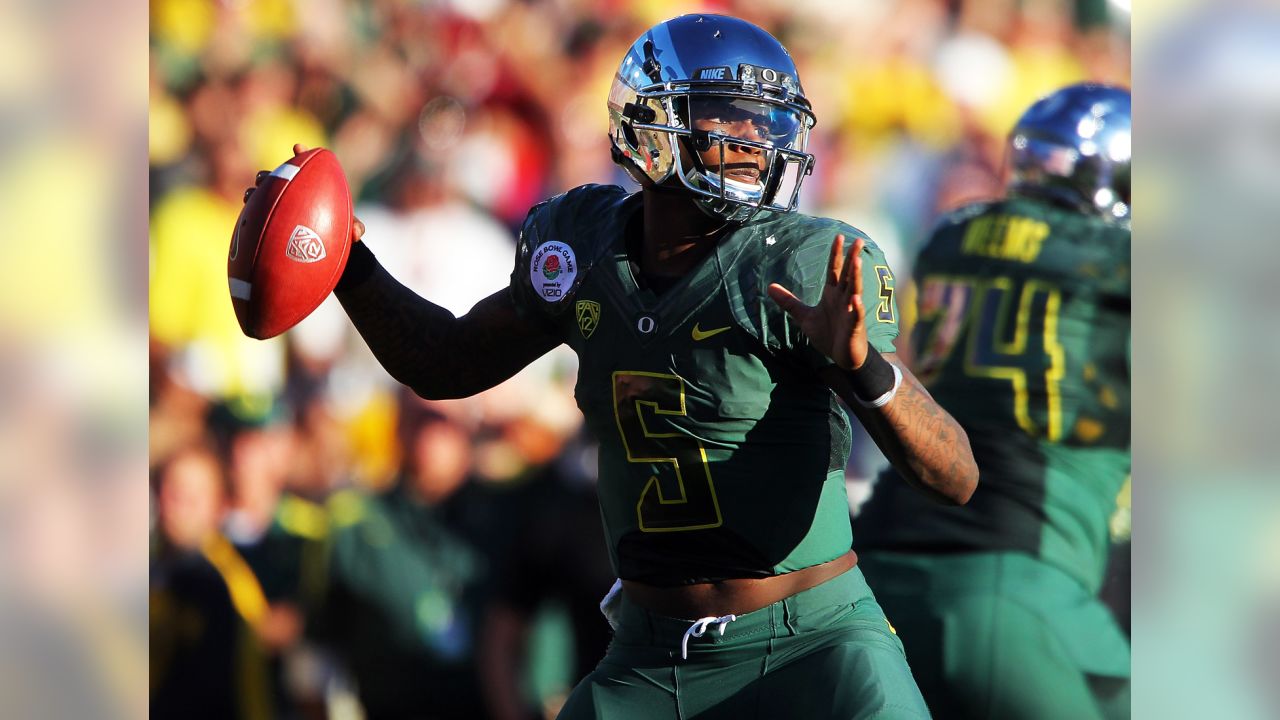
510, 185, 899, 586
853, 197, 1130, 594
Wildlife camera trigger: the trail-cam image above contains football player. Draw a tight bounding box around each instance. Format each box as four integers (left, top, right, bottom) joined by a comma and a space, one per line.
854, 84, 1132, 719
256, 14, 978, 719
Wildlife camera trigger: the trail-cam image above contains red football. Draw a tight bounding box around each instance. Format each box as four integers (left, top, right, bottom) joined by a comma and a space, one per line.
228, 147, 353, 339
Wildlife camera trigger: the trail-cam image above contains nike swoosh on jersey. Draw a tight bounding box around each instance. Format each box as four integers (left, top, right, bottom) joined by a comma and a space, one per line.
691, 323, 732, 341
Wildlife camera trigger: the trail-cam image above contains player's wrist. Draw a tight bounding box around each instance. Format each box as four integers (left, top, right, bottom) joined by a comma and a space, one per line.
845, 346, 901, 408
335, 240, 377, 293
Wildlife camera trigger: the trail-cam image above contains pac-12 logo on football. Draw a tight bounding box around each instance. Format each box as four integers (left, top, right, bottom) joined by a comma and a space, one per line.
530, 241, 576, 301
285, 225, 327, 263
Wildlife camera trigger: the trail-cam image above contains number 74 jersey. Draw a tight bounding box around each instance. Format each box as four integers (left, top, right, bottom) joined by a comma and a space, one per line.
509, 184, 900, 586
908, 197, 1129, 451
855, 196, 1130, 594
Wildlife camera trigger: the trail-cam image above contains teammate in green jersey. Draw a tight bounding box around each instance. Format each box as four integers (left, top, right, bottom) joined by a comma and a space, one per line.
251, 14, 978, 719
854, 84, 1132, 720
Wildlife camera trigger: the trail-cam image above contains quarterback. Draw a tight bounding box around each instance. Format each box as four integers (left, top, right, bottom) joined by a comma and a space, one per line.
268, 15, 978, 719
855, 84, 1132, 719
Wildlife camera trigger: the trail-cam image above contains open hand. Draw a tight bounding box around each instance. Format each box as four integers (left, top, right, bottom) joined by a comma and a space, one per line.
241, 143, 365, 242
766, 234, 869, 371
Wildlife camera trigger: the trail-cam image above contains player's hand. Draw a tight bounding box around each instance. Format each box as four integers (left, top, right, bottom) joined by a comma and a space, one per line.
767, 234, 869, 371
242, 143, 365, 243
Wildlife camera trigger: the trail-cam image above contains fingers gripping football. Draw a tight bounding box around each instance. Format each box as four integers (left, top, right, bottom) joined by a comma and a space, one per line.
243, 146, 364, 244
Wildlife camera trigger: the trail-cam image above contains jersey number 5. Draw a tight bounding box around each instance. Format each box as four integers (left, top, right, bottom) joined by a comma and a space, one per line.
612, 371, 723, 532
874, 265, 895, 323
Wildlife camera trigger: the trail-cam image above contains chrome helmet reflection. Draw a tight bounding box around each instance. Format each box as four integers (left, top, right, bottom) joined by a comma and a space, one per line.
1008, 83, 1131, 224
607, 14, 816, 222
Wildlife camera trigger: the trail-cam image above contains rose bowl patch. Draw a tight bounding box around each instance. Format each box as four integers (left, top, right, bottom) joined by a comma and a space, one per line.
529, 242, 577, 302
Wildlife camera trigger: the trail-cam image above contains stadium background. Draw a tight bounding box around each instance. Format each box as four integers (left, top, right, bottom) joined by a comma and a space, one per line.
148, 1, 1132, 718
7, 1, 1280, 719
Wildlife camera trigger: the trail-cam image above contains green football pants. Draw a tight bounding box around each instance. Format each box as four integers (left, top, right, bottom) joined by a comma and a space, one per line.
859, 552, 1130, 720
557, 566, 930, 720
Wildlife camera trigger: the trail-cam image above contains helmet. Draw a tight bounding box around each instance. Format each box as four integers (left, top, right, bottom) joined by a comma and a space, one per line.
607, 14, 816, 222
1007, 83, 1131, 224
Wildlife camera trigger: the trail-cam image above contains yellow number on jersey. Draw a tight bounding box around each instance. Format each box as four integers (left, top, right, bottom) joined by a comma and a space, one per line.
612, 371, 723, 532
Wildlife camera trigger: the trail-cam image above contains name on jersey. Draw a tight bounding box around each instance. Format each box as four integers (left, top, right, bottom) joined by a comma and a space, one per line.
530, 241, 578, 301
961, 214, 1049, 263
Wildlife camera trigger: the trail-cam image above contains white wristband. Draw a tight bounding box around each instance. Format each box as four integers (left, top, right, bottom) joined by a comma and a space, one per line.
854, 363, 902, 409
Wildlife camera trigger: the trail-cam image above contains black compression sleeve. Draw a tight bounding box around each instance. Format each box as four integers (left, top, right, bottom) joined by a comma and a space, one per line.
335, 241, 378, 292
333, 242, 459, 397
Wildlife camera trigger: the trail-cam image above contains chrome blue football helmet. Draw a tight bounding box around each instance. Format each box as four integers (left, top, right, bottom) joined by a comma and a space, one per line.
607, 14, 816, 222
1008, 83, 1131, 224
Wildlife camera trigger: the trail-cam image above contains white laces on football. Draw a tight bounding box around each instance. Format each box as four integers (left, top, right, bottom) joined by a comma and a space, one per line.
680, 614, 737, 660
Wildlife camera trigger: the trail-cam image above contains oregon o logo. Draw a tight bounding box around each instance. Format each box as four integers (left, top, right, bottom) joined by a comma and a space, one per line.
637, 316, 656, 333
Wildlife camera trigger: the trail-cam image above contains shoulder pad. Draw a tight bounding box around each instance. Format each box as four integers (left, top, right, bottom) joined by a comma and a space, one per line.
917, 201, 994, 257
934, 200, 995, 230
759, 213, 875, 294
512, 184, 631, 317
721, 212, 881, 354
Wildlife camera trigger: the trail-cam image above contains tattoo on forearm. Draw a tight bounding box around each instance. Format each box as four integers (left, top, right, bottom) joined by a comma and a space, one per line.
876, 372, 976, 503
830, 359, 977, 504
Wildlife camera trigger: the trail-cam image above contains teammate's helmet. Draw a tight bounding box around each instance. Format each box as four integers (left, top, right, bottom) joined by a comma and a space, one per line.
1008, 83, 1131, 224
607, 14, 816, 222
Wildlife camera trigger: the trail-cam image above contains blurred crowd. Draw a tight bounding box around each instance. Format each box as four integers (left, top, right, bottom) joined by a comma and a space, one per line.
148, 0, 1129, 718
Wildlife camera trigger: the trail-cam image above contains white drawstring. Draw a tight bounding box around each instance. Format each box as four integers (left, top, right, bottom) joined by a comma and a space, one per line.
680, 614, 737, 660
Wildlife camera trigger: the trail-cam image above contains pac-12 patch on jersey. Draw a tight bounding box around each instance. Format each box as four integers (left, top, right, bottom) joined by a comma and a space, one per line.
530, 241, 578, 302
576, 300, 601, 339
